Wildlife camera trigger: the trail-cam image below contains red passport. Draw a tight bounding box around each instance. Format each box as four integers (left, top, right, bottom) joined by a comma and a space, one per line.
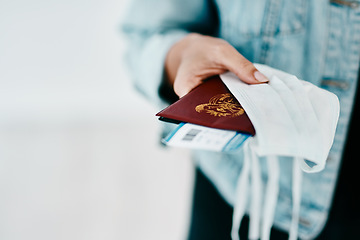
156, 76, 255, 135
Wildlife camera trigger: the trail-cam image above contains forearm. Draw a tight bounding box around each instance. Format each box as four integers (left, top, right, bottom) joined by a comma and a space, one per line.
122, 0, 219, 106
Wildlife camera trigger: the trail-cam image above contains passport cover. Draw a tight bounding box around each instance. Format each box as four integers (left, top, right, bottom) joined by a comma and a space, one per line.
156, 76, 255, 135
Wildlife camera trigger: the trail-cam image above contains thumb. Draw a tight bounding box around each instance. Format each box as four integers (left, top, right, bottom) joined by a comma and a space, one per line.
221, 47, 269, 84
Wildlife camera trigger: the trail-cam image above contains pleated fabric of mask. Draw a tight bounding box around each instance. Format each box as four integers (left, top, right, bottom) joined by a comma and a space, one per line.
220, 64, 340, 240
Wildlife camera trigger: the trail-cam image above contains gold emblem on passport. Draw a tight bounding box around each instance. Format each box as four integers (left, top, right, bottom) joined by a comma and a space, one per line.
195, 93, 244, 117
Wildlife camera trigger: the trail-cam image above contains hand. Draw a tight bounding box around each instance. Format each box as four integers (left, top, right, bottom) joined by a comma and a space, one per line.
165, 33, 269, 97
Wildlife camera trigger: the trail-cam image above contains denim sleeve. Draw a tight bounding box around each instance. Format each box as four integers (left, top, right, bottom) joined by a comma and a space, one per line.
121, 0, 219, 107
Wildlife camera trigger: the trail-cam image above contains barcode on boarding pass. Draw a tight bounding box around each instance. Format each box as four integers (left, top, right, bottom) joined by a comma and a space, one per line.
182, 128, 202, 141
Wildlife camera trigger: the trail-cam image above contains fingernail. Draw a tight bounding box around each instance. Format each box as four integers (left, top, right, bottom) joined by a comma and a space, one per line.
254, 71, 269, 83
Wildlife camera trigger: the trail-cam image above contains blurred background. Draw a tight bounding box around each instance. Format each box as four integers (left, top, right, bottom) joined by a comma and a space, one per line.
0, 0, 193, 239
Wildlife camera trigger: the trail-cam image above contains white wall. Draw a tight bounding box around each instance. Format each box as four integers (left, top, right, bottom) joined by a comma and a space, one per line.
0, 1, 193, 239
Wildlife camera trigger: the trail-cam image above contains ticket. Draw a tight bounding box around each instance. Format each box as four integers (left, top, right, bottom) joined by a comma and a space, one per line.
162, 123, 250, 152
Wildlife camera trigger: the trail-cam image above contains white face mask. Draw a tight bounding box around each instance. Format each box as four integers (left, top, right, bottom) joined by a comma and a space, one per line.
221, 64, 340, 172
220, 64, 340, 240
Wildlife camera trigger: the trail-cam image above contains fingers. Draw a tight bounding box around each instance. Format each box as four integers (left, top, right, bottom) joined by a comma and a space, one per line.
173, 77, 195, 98
173, 65, 203, 98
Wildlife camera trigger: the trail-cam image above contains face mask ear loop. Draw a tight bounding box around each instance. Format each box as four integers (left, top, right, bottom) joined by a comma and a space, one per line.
289, 157, 303, 240
249, 147, 262, 240
261, 155, 280, 240
231, 141, 252, 240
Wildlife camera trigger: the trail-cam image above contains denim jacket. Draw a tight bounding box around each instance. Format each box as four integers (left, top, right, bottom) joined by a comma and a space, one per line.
122, 0, 360, 238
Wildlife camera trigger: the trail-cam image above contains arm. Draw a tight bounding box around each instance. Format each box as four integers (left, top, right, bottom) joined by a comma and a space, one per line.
122, 0, 219, 105
122, 0, 268, 105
